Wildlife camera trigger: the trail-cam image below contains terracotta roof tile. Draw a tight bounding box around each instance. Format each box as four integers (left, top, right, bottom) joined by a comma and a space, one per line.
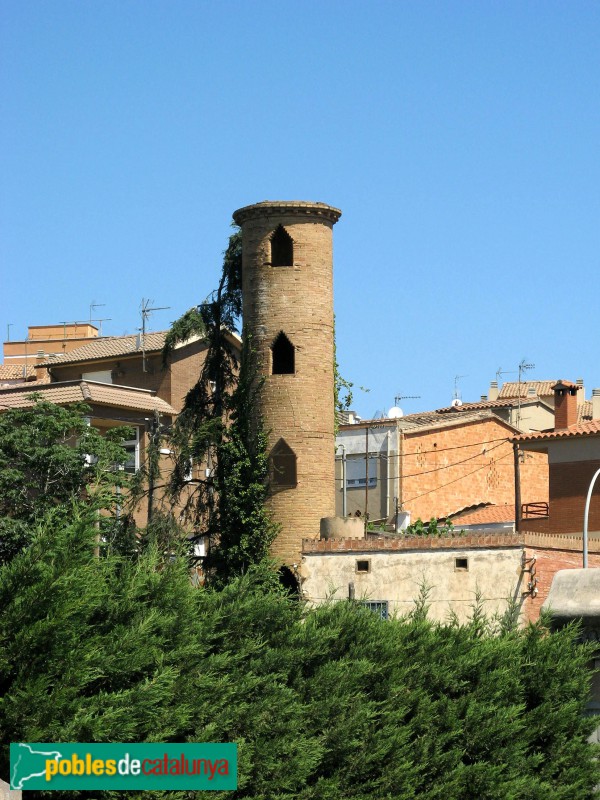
450, 503, 515, 526
498, 380, 556, 399
436, 398, 516, 413
551, 379, 579, 390
516, 419, 600, 442
0, 364, 37, 382
341, 409, 518, 435
0, 381, 176, 415
36, 331, 168, 367
399, 408, 516, 433
579, 399, 593, 423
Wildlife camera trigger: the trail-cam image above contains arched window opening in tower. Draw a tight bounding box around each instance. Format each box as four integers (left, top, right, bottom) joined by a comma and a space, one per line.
272, 332, 295, 375
270, 438, 297, 488
270, 225, 294, 267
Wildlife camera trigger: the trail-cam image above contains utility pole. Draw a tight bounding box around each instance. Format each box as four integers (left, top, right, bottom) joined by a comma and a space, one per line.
392, 394, 418, 524
513, 442, 521, 534
364, 422, 386, 532
365, 427, 369, 530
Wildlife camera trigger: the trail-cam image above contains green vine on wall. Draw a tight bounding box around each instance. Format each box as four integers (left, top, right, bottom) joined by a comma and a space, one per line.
162, 228, 276, 585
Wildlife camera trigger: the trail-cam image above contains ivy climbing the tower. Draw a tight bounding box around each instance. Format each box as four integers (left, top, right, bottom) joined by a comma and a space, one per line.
162, 229, 277, 586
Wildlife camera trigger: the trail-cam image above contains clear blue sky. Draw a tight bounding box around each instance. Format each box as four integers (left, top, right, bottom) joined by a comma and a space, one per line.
2, 1, 599, 417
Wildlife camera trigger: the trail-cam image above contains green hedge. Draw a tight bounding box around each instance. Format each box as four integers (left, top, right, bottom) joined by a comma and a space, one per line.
0, 513, 598, 799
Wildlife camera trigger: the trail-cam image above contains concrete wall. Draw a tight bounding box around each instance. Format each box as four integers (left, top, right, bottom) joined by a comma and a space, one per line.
301, 534, 524, 624
498, 402, 554, 433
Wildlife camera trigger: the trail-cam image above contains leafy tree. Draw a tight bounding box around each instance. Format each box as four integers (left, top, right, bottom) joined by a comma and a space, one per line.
161, 230, 242, 534
0, 398, 131, 564
161, 229, 276, 585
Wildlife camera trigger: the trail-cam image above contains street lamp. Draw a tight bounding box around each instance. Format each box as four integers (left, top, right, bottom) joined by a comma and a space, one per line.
583, 467, 600, 568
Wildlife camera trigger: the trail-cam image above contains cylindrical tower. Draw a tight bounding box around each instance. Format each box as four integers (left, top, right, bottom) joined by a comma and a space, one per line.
232, 200, 342, 563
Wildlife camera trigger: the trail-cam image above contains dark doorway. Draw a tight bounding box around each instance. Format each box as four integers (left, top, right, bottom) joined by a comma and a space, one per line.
279, 566, 300, 598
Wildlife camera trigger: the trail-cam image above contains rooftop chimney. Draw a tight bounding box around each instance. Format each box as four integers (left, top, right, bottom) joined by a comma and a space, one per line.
593, 388, 600, 420
489, 381, 499, 401
576, 378, 585, 405
552, 380, 580, 430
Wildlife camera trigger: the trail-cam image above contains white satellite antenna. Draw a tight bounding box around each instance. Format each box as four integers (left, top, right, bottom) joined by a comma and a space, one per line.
451, 398, 463, 408
387, 406, 404, 418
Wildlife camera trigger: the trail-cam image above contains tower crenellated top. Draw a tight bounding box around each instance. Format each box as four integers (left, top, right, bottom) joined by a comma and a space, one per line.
232, 200, 342, 226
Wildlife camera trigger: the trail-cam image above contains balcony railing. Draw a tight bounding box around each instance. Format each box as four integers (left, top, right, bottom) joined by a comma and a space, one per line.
521, 501, 549, 519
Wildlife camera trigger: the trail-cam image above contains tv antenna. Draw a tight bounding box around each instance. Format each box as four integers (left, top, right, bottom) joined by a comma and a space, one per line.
516, 358, 535, 427
453, 374, 467, 402
495, 366, 516, 384
394, 393, 420, 407
140, 298, 171, 372
387, 392, 421, 419
89, 302, 111, 336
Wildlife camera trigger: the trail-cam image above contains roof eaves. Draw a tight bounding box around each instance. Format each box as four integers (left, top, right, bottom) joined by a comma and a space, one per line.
515, 422, 600, 444
404, 410, 521, 437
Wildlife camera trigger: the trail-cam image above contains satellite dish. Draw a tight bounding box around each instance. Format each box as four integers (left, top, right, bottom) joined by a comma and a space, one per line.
387, 406, 404, 418
451, 398, 463, 408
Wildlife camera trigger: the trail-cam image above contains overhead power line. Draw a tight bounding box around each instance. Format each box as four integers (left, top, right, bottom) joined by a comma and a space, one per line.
401, 450, 514, 505
334, 439, 509, 484
335, 435, 511, 460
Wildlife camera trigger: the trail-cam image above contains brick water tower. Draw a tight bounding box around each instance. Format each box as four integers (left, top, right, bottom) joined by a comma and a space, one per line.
232, 200, 342, 564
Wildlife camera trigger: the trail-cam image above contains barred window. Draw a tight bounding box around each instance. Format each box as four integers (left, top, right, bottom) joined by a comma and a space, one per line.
361, 601, 388, 620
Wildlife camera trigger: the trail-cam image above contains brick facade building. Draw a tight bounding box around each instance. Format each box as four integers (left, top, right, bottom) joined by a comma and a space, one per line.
0, 330, 238, 528
516, 381, 600, 621
336, 411, 548, 526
